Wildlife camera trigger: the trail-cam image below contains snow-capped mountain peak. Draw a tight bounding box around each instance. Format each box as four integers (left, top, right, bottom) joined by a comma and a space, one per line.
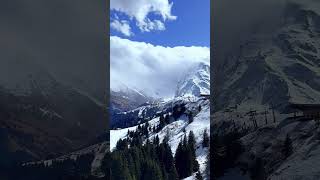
175, 62, 210, 97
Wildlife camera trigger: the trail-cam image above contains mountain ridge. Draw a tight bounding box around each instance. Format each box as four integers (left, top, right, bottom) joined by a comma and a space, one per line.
214, 2, 320, 113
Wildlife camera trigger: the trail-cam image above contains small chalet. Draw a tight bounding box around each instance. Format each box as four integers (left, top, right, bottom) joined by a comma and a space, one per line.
288, 103, 320, 120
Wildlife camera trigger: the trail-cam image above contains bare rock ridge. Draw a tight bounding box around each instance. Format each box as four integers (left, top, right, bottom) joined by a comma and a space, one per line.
215, 2, 320, 113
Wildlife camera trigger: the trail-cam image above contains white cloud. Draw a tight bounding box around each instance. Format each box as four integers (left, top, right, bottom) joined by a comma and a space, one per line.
139, 19, 166, 32
110, 0, 177, 32
110, 19, 133, 37
110, 36, 210, 98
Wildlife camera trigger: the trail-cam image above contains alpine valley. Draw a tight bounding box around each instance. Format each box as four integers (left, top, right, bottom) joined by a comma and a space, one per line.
109, 61, 211, 180
0, 60, 108, 180
10, 61, 210, 180
212, 1, 320, 179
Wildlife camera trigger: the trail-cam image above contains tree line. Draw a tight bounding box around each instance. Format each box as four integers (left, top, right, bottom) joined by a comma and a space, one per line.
105, 128, 209, 180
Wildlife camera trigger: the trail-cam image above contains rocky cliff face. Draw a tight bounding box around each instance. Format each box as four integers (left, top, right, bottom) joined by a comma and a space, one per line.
214, 2, 320, 113
212, 2, 320, 179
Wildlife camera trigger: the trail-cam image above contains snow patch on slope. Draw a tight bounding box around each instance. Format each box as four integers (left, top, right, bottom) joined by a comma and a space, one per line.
175, 62, 210, 97
110, 98, 210, 176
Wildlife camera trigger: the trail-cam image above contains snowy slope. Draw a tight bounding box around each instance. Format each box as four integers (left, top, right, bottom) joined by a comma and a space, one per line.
111, 97, 179, 128
110, 117, 159, 150
175, 62, 210, 97
211, 2, 320, 179
111, 61, 210, 128
110, 97, 210, 177
110, 60, 211, 179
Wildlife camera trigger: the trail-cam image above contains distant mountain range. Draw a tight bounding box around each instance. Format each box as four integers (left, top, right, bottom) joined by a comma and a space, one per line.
0, 62, 107, 169
110, 62, 210, 128
110, 83, 154, 113
16, 61, 211, 179
107, 61, 211, 178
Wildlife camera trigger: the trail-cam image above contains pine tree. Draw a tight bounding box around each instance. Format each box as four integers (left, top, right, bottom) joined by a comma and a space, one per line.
145, 138, 151, 151
185, 145, 194, 176
175, 142, 185, 178
164, 114, 170, 124
168, 165, 179, 180
116, 139, 128, 151
283, 134, 293, 158
153, 135, 160, 145
205, 145, 210, 179
164, 129, 170, 143
142, 160, 163, 180
110, 153, 133, 180
183, 134, 188, 147
159, 114, 166, 130
202, 129, 209, 148
161, 138, 175, 173
129, 147, 143, 179
126, 154, 137, 179
188, 131, 199, 172
143, 123, 149, 137
175, 133, 199, 179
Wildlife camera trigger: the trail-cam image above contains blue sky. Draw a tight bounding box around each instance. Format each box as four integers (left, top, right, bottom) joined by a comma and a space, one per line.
110, 0, 210, 97
110, 0, 210, 47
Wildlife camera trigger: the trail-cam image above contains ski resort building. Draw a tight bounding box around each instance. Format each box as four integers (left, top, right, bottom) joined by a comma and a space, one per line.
288, 103, 320, 120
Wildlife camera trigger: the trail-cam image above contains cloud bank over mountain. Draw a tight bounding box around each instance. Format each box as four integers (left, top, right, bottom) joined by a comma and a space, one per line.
213, 0, 320, 95
110, 36, 209, 98
213, 0, 319, 57
0, 0, 106, 101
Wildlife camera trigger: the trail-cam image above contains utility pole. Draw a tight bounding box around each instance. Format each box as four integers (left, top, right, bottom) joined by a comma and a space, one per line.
264, 109, 268, 125
248, 110, 258, 129
254, 112, 258, 129
271, 104, 276, 123
232, 114, 236, 131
